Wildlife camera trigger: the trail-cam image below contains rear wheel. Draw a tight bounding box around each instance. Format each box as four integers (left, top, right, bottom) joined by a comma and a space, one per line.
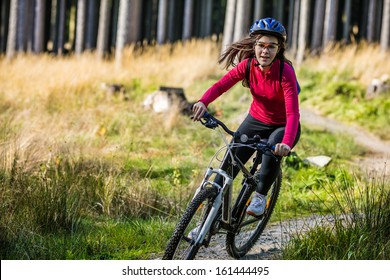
226, 170, 282, 258
163, 187, 216, 260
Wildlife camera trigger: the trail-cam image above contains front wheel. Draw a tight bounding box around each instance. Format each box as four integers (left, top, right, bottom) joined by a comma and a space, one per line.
226, 169, 282, 258
163, 187, 217, 260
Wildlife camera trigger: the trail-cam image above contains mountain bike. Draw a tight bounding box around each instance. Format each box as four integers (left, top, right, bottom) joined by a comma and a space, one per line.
163, 112, 282, 260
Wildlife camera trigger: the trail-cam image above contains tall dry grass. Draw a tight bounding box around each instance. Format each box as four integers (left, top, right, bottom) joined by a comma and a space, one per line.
296, 42, 390, 140
0, 39, 222, 169
301, 42, 390, 86
1, 39, 222, 100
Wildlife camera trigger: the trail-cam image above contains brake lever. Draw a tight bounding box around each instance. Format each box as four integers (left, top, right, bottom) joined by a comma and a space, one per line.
200, 116, 218, 129
256, 142, 280, 162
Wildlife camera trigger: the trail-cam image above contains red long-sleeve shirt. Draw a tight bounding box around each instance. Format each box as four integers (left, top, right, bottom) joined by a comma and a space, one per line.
199, 58, 300, 148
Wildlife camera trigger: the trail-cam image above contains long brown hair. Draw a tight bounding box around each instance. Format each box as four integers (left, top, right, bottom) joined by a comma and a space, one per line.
219, 34, 293, 70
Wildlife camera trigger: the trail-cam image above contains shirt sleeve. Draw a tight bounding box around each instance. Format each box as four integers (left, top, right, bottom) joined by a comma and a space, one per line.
199, 59, 248, 106
280, 63, 300, 147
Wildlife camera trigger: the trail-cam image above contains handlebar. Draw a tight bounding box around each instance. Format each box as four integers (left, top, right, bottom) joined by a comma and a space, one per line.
201, 112, 235, 136
199, 112, 276, 152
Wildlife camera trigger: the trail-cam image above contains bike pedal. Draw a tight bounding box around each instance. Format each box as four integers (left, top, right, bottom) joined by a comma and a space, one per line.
246, 211, 264, 219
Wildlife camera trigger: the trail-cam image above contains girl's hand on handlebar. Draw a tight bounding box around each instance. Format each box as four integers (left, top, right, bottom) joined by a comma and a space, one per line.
192, 102, 207, 121
274, 143, 291, 156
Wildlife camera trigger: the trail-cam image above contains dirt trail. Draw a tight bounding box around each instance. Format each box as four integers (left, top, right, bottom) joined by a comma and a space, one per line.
193, 108, 389, 260
195, 215, 336, 260
300, 108, 389, 177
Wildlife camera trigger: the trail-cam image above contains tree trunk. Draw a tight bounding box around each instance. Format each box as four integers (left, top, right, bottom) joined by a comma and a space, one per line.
233, 0, 250, 42
85, 0, 99, 50
290, 0, 300, 56
381, 0, 390, 51
97, 0, 111, 59
311, 0, 326, 53
115, 0, 129, 65
296, 0, 310, 65
273, 0, 285, 22
110, 0, 120, 49
25, 0, 34, 52
142, 0, 158, 44
221, 0, 236, 53
75, 0, 86, 55
16, 0, 27, 52
56, 0, 66, 55
200, 0, 212, 38
157, 0, 168, 44
342, 0, 351, 43
287, 0, 294, 49
375, 0, 383, 41
367, 0, 377, 42
127, 0, 142, 43
253, 0, 264, 20
51, 0, 58, 53
1, 0, 11, 53
168, 0, 177, 41
6, 0, 17, 59
182, 0, 194, 40
43, 0, 51, 51
323, 0, 338, 48
33, 0, 46, 53
253, 0, 265, 21
360, 0, 369, 39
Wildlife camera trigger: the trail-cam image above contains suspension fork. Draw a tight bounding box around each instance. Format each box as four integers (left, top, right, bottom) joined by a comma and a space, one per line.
193, 169, 232, 246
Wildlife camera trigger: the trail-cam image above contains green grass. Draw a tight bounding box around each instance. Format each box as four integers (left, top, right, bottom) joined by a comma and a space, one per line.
298, 68, 390, 140
282, 174, 390, 259
271, 126, 366, 220
1, 217, 175, 259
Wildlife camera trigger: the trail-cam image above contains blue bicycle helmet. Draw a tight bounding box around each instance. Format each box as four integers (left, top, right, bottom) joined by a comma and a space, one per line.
249, 17, 287, 42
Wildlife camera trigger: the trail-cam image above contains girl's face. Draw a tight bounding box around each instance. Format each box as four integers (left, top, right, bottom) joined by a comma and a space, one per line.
254, 35, 280, 69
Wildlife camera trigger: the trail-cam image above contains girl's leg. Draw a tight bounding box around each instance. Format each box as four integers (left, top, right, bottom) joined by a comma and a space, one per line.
256, 125, 301, 195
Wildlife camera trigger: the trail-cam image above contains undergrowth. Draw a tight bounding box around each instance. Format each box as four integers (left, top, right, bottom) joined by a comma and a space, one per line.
282, 173, 389, 259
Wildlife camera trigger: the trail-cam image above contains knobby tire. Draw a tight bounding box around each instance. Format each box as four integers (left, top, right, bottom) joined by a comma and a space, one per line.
162, 187, 217, 260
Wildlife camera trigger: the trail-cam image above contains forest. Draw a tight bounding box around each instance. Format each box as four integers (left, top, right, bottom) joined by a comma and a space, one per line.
1, 0, 389, 63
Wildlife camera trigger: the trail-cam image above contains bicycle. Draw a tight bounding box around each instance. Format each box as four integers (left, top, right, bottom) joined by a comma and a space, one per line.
162, 112, 282, 260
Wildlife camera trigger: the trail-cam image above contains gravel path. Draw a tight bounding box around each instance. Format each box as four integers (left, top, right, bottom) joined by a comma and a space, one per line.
194, 215, 336, 260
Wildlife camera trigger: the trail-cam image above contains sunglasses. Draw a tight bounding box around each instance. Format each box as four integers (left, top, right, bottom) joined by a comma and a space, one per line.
255, 42, 280, 52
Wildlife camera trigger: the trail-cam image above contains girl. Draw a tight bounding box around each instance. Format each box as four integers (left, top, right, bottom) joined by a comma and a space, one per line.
192, 18, 301, 217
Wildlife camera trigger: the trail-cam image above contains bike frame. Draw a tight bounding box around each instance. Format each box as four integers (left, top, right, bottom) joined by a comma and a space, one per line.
192, 127, 263, 247
163, 112, 283, 260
